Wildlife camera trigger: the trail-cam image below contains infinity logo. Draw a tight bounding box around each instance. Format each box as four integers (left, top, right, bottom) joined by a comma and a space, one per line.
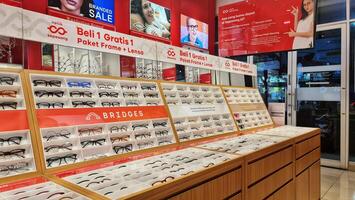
47, 25, 68, 35
167, 48, 176, 57
225, 61, 230, 67
85, 112, 101, 121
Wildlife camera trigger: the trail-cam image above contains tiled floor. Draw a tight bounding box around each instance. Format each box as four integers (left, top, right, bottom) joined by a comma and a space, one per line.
321, 167, 355, 200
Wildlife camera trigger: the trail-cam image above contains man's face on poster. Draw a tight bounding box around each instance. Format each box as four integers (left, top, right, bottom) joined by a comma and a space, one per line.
187, 18, 198, 42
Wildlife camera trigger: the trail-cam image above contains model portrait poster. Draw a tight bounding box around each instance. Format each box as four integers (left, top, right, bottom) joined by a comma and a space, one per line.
130, 0, 171, 40
48, 0, 115, 24
180, 14, 209, 49
219, 0, 316, 56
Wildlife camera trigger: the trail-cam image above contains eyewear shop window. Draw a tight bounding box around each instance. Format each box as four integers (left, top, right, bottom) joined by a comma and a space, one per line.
41, 44, 216, 84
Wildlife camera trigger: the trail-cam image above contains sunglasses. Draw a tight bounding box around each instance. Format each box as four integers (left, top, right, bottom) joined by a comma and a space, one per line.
0, 77, 15, 85
44, 143, 73, 153
35, 90, 64, 98
72, 101, 95, 108
33, 80, 61, 87
43, 130, 71, 141
0, 149, 25, 159
46, 154, 77, 167
0, 136, 22, 146
78, 127, 102, 136
102, 102, 121, 107
81, 138, 106, 148
70, 91, 92, 98
36, 102, 64, 109
99, 92, 119, 98
0, 90, 17, 98
0, 102, 17, 110
67, 81, 91, 88
113, 144, 133, 154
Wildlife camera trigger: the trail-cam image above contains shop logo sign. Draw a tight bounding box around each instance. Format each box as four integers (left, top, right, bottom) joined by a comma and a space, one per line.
225, 61, 230, 67
167, 48, 176, 60
47, 22, 69, 41
85, 112, 101, 121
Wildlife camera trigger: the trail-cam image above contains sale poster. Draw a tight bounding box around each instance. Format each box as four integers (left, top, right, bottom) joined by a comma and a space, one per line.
219, 0, 316, 56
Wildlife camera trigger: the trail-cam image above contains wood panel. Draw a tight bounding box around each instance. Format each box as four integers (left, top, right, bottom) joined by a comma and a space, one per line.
227, 192, 242, 200
310, 161, 321, 200
295, 135, 320, 159
266, 181, 295, 200
296, 148, 320, 175
247, 146, 293, 186
296, 169, 309, 200
169, 169, 242, 200
246, 164, 293, 200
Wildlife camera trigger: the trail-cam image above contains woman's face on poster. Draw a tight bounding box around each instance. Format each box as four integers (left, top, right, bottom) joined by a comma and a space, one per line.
60, 0, 84, 12
303, 0, 314, 14
142, 0, 154, 24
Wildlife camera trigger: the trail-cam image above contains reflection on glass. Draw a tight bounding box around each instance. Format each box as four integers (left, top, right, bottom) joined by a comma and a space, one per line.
0, 36, 23, 67
255, 53, 287, 104
317, 0, 346, 24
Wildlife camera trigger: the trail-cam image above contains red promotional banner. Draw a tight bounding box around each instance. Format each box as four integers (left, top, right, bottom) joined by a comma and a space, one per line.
219, 0, 315, 56
199, 73, 212, 84
36, 106, 169, 128
162, 67, 177, 81
0, 110, 29, 132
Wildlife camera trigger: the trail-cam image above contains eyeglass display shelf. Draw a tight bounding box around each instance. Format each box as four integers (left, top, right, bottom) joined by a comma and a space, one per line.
27, 72, 177, 170
222, 86, 274, 131
61, 147, 238, 200
0, 176, 88, 200
0, 71, 36, 180
160, 82, 238, 142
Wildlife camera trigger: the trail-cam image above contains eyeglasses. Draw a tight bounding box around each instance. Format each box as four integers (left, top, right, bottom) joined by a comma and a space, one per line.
43, 130, 71, 141
97, 84, 115, 89
72, 101, 95, 108
123, 93, 139, 98
70, 91, 92, 98
67, 81, 91, 88
158, 140, 172, 145
111, 135, 130, 143
132, 124, 149, 130
81, 138, 106, 148
137, 141, 154, 149
36, 102, 64, 109
195, 100, 203, 104
0, 102, 17, 110
144, 93, 159, 98
113, 144, 133, 154
47, 192, 66, 199
155, 130, 169, 137
0, 136, 22, 146
121, 85, 137, 90
0, 90, 17, 98
141, 85, 156, 90
0, 162, 28, 176
102, 102, 121, 107
179, 94, 189, 98
0, 149, 25, 159
147, 102, 158, 106
153, 122, 167, 128
151, 176, 175, 186
33, 80, 61, 87
0, 77, 15, 85
110, 126, 128, 133
46, 154, 77, 167
44, 143, 73, 153
126, 101, 139, 106
35, 90, 64, 98
135, 132, 151, 140
78, 127, 103, 136
99, 92, 119, 98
